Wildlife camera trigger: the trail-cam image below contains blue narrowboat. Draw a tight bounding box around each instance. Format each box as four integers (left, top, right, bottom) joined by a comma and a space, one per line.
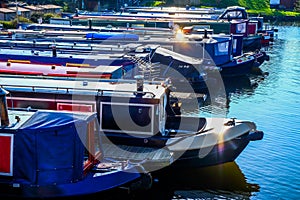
0, 77, 264, 169
0, 88, 147, 198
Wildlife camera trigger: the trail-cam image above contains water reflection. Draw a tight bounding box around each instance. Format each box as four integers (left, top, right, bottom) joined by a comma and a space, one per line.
181, 74, 267, 117
145, 162, 260, 200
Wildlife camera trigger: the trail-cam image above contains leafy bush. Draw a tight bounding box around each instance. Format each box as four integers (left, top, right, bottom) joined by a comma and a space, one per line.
30, 13, 61, 23
0, 17, 32, 29
145, 1, 165, 6
43, 13, 61, 23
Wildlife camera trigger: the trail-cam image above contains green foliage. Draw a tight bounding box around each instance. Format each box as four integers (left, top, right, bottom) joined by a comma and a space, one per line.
247, 8, 300, 17
153, 1, 166, 6
192, 0, 267, 9
30, 13, 43, 23
218, 0, 239, 8
295, 0, 300, 12
238, 0, 269, 10
30, 12, 61, 23
16, 16, 32, 23
145, 1, 166, 6
0, 20, 16, 29
43, 13, 61, 22
0, 17, 32, 29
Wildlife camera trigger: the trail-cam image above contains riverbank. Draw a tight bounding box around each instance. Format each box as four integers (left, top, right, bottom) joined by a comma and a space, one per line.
247, 8, 300, 24
248, 13, 300, 26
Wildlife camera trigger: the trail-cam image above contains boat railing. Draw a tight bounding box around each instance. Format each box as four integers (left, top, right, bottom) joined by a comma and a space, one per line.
1, 83, 157, 98
0, 76, 160, 98
0, 74, 164, 84
0, 41, 139, 54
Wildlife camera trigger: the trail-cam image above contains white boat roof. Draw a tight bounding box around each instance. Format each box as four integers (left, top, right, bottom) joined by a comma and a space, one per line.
0, 77, 166, 99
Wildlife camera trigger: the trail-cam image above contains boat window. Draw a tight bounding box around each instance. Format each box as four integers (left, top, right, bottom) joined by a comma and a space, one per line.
100, 102, 155, 135
215, 41, 229, 56
159, 94, 167, 136
122, 63, 135, 79
223, 11, 243, 19
236, 23, 246, 34
233, 39, 237, 54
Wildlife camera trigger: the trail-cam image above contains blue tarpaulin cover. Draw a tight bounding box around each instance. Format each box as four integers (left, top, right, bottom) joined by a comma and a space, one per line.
12, 110, 97, 186
86, 32, 139, 41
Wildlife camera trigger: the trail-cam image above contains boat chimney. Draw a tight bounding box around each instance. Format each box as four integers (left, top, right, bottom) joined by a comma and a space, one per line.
0, 88, 9, 127
88, 19, 92, 30
135, 75, 144, 92
203, 28, 209, 39
134, 75, 145, 97
52, 45, 57, 57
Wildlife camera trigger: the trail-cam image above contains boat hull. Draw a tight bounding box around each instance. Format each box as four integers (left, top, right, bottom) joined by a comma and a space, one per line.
242, 35, 262, 52
170, 135, 250, 168
0, 167, 141, 198
218, 58, 255, 77
103, 130, 261, 169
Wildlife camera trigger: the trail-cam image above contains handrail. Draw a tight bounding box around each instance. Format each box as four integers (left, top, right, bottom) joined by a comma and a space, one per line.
0, 82, 157, 98
0, 74, 165, 85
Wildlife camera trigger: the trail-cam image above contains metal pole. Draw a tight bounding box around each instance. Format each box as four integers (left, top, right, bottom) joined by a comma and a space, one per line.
15, 0, 19, 25
98, 0, 101, 13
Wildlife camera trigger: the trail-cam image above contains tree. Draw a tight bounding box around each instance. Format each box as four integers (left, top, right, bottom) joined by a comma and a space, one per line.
295, 0, 300, 12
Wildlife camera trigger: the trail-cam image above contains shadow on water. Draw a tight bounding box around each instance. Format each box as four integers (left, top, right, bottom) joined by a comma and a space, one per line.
146, 162, 260, 200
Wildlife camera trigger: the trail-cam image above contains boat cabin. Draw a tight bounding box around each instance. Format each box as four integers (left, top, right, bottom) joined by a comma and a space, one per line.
0, 78, 170, 138
218, 6, 248, 21
132, 44, 206, 82
230, 19, 258, 37
187, 34, 243, 65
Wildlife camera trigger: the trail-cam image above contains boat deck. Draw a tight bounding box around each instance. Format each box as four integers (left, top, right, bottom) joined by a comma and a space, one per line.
102, 143, 173, 169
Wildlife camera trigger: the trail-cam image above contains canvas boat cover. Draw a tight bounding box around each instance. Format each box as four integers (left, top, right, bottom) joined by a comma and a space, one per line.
155, 47, 203, 65
11, 110, 97, 186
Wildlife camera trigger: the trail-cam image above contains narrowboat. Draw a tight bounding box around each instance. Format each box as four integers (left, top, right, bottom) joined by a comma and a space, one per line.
0, 61, 135, 79
0, 88, 148, 198
71, 6, 276, 45
0, 43, 209, 93
0, 44, 139, 67
0, 77, 264, 169
1, 30, 269, 77
132, 35, 269, 77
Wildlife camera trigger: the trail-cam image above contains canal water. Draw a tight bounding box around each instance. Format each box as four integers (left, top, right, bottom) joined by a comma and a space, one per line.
161, 25, 300, 200
57, 25, 300, 200
126, 25, 299, 200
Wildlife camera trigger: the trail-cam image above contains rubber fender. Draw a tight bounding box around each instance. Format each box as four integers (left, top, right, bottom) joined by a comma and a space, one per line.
247, 130, 264, 141
253, 61, 260, 68
129, 172, 153, 192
